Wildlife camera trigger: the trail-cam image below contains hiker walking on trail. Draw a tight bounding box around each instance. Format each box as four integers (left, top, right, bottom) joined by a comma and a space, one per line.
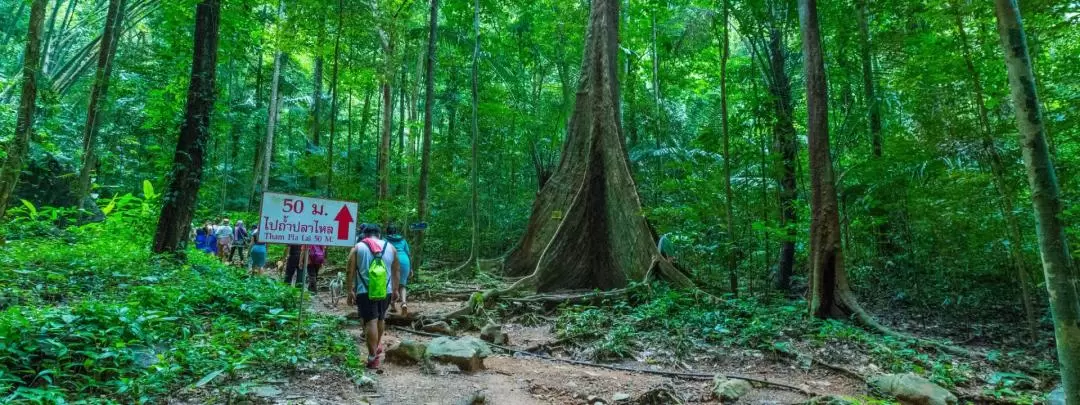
249, 226, 268, 274
282, 244, 304, 286
229, 220, 249, 264
203, 221, 218, 254
214, 218, 233, 262
346, 224, 400, 369
305, 244, 326, 292
385, 224, 412, 316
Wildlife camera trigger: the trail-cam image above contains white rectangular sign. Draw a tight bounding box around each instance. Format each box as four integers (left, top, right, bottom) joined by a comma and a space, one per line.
258, 192, 358, 247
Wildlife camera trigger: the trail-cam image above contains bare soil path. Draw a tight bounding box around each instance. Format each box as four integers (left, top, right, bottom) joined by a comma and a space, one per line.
267, 292, 868, 405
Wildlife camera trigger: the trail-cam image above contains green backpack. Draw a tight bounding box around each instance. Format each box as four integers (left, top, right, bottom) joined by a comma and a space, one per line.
362, 238, 390, 300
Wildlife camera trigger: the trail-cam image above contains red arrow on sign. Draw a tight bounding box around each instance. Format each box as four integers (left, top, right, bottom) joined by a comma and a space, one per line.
334, 205, 354, 240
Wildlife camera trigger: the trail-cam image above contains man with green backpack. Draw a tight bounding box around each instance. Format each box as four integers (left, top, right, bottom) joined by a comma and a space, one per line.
345, 224, 400, 370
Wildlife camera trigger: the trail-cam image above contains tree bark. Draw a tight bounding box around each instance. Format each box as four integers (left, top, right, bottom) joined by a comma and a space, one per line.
505, 0, 690, 291
769, 26, 798, 292
379, 80, 392, 201
800, 0, 848, 319
953, 1, 1038, 342
358, 88, 373, 163
376, 24, 394, 202
994, 1, 1080, 401
0, 0, 46, 221
326, 0, 342, 197
151, 0, 220, 254
248, 45, 265, 209
468, 0, 481, 268
76, 0, 126, 202
718, 0, 737, 296
416, 0, 439, 271
39, 0, 64, 77
259, 52, 282, 199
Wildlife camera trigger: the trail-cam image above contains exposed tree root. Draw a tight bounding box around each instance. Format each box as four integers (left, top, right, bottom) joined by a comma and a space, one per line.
837, 290, 983, 359
391, 326, 818, 397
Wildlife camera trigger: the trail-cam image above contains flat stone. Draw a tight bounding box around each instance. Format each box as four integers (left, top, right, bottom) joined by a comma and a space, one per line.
425, 336, 492, 373
713, 376, 752, 401
613, 392, 630, 402
868, 374, 957, 405
250, 385, 282, 398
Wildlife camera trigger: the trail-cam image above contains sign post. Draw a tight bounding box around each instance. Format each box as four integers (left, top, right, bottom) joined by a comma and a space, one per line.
259, 192, 359, 247
259, 192, 359, 338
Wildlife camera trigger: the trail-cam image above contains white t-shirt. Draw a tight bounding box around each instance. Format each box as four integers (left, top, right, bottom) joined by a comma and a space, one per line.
214, 225, 233, 239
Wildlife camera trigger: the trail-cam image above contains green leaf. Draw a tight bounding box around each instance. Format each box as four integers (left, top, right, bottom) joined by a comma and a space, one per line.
19, 200, 37, 219
102, 195, 118, 216
142, 180, 156, 200
194, 369, 225, 387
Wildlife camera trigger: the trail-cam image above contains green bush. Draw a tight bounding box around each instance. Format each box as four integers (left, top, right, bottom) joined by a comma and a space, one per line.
0, 210, 362, 403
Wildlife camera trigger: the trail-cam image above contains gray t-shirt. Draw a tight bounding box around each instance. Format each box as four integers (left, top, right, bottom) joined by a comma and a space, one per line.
214, 225, 233, 239
353, 237, 397, 295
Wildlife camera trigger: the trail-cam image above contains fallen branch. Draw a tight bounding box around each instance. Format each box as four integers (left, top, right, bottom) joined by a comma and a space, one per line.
390, 326, 817, 398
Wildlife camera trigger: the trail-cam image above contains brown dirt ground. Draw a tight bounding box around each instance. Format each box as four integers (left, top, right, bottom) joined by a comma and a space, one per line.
236, 290, 869, 405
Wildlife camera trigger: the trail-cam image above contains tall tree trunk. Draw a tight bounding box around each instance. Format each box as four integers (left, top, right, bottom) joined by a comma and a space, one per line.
76, 0, 126, 203
260, 56, 284, 199
377, 23, 394, 202
248, 46, 265, 209
253, 1, 284, 204
505, 0, 691, 291
39, 0, 64, 76
953, 1, 1038, 342
800, 0, 848, 318
994, 0, 1080, 401
378, 80, 392, 201
151, 0, 220, 254
397, 68, 407, 180
358, 88, 373, 163
769, 26, 798, 292
326, 0, 342, 197
468, 0, 481, 267
416, 0, 439, 270
718, 0, 737, 296
0, 0, 46, 221
309, 54, 323, 190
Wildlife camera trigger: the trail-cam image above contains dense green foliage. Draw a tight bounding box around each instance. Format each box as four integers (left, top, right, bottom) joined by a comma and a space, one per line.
0, 205, 362, 403
1, 0, 1078, 401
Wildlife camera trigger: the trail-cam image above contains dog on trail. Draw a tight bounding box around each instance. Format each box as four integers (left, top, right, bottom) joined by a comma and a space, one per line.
328, 272, 345, 307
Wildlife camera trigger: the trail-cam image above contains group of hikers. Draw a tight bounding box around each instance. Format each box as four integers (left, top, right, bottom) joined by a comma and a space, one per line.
193, 218, 256, 264
193, 218, 413, 370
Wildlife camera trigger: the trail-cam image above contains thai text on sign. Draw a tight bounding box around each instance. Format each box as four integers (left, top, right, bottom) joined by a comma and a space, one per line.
259, 192, 358, 247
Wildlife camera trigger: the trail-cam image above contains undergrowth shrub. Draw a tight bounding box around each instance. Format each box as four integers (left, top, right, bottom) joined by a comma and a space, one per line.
0, 210, 362, 403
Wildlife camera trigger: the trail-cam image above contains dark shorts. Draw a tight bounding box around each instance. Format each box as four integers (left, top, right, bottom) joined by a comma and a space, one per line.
357, 293, 392, 322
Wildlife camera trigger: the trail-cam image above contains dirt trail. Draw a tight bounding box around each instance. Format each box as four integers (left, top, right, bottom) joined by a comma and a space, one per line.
262, 293, 866, 405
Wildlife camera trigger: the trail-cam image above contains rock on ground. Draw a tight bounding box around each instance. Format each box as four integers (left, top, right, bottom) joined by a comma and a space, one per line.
480, 323, 509, 345
868, 373, 957, 405
425, 336, 493, 373
712, 376, 753, 401
421, 321, 455, 336
386, 340, 427, 365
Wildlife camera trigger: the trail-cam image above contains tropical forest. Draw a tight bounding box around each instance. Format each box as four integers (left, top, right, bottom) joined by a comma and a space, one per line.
0, 0, 1077, 403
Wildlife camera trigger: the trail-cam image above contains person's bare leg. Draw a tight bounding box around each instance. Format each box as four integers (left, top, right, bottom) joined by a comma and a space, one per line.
364, 320, 379, 358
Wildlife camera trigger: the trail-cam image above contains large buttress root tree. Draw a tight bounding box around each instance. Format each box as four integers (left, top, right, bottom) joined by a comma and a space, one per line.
151, 0, 221, 254
504, 0, 691, 292
993, 0, 1080, 400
